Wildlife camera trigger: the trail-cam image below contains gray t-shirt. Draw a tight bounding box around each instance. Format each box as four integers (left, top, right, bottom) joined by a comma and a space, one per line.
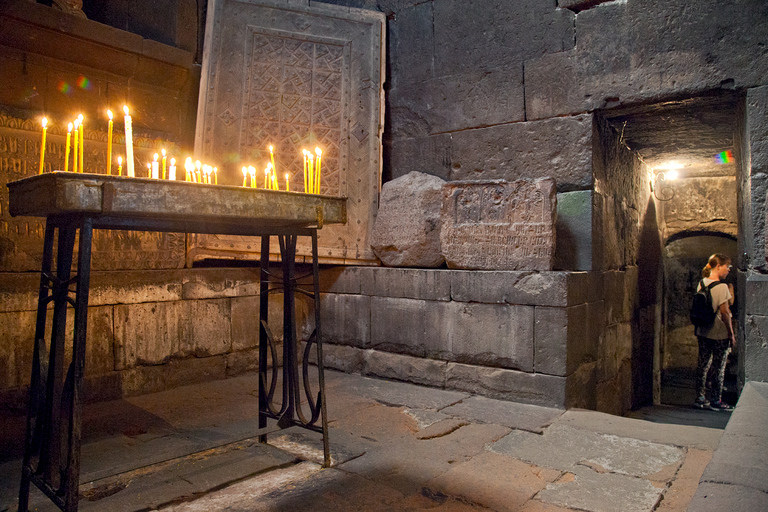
694, 279, 732, 340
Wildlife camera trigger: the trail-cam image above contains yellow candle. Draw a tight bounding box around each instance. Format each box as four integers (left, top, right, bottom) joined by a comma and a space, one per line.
107, 110, 113, 175
78, 114, 84, 173
161, 149, 167, 180
117, 156, 122, 176
72, 118, 79, 173
152, 153, 159, 179
64, 122, 72, 173
269, 144, 277, 177
307, 150, 314, 193
213, 167, 218, 185
248, 166, 256, 188
315, 147, 322, 195
303, 150, 308, 193
147, 163, 152, 178
185, 157, 193, 181
285, 173, 290, 192
169, 158, 176, 181
242, 166, 248, 187
195, 160, 202, 183
38, 117, 47, 174
123, 106, 135, 177
264, 165, 269, 189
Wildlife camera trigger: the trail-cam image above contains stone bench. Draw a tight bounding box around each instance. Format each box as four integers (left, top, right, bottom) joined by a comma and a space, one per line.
688, 381, 768, 511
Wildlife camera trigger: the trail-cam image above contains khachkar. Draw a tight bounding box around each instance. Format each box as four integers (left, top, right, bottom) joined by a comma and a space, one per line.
440, 178, 557, 271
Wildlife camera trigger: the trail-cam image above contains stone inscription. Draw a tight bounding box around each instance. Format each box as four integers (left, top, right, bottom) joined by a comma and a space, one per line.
0, 115, 184, 271
440, 178, 556, 270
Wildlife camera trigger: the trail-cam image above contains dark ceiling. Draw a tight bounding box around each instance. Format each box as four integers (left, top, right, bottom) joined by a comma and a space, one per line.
603, 92, 742, 179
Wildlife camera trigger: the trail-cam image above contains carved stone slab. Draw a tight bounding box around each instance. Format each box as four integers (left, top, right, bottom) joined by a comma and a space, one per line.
0, 115, 184, 271
441, 178, 557, 271
192, 0, 385, 265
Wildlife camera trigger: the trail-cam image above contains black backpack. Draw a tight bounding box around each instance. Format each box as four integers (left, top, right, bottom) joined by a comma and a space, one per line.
690, 280, 722, 327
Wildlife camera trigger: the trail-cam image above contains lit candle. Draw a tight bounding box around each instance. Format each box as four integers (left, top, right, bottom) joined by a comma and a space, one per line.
169, 158, 176, 180
248, 166, 256, 188
285, 173, 290, 192
269, 144, 277, 177
195, 160, 202, 183
242, 166, 248, 187
264, 165, 269, 189
315, 147, 322, 194
117, 156, 122, 176
306, 150, 314, 193
64, 122, 72, 173
152, 153, 159, 179
107, 110, 113, 175
203, 165, 210, 184
213, 167, 218, 185
72, 118, 80, 173
78, 114, 84, 173
185, 157, 193, 181
123, 106, 135, 177
38, 117, 47, 174
303, 150, 308, 193
161, 149, 167, 180
147, 162, 152, 178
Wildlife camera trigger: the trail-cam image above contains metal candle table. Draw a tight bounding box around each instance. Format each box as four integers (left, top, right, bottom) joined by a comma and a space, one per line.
7, 172, 347, 512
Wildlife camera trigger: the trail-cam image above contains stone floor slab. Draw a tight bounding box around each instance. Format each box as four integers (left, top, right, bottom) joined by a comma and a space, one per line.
440, 395, 563, 433
686, 481, 768, 512
341, 372, 470, 410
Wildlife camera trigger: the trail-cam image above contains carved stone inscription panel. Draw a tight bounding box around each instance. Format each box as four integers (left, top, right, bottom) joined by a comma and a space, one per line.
441, 179, 557, 271
192, 0, 385, 264
0, 115, 184, 271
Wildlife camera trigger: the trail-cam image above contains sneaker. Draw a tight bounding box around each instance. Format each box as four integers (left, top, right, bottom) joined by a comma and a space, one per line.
694, 397, 710, 409
708, 400, 734, 411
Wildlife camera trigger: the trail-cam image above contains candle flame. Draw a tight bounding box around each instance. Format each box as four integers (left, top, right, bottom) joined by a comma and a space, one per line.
123, 105, 129, 115
68, 122, 73, 132
74, 118, 80, 128
107, 109, 113, 120
118, 156, 122, 164
196, 160, 202, 170
285, 173, 289, 179
315, 147, 322, 156
242, 166, 247, 176
170, 158, 176, 165
41, 117, 47, 128
248, 166, 256, 175
154, 153, 159, 161
78, 114, 83, 122
269, 145, 274, 153
266, 162, 273, 172
161, 148, 166, 157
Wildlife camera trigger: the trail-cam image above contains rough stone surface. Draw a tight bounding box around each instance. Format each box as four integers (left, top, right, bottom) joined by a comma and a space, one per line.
363, 349, 447, 388
440, 395, 562, 434
370, 171, 446, 268
319, 293, 371, 348
554, 190, 593, 271
388, 134, 452, 182
441, 178, 557, 270
360, 267, 451, 301
534, 304, 590, 376
744, 314, 768, 382
747, 272, 768, 316
369, 296, 450, 359
449, 116, 593, 191
181, 268, 260, 299
318, 266, 363, 295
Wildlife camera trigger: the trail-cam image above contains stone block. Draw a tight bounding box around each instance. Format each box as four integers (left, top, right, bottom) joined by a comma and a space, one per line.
534, 304, 589, 376
0, 272, 38, 312
566, 361, 597, 410
120, 364, 166, 397
318, 266, 363, 295
688, 482, 768, 512
554, 190, 593, 271
439, 302, 534, 371
387, 1, 434, 89
388, 67, 525, 137
445, 362, 566, 408
388, 135, 452, 181
745, 314, 768, 382
441, 179, 557, 271
361, 267, 451, 301
746, 272, 768, 315
587, 300, 606, 360
597, 324, 619, 382
181, 268, 260, 299
165, 356, 227, 390
114, 301, 182, 369
451, 271, 581, 307
180, 299, 232, 357
0, 309, 34, 390
433, 0, 574, 76
305, 342, 365, 374
319, 293, 370, 348
89, 270, 183, 305
231, 296, 261, 352
604, 270, 633, 324
370, 297, 449, 359
363, 349, 447, 388
371, 171, 446, 268
449, 116, 593, 190
225, 348, 260, 377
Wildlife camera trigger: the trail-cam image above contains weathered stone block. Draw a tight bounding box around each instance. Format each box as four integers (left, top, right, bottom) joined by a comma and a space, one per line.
604, 270, 634, 324
0, 273, 38, 312
451, 271, 581, 307
534, 304, 589, 376
370, 297, 449, 359
387, 1, 434, 89
120, 364, 166, 397
444, 302, 534, 371
746, 273, 768, 316
597, 324, 620, 382
180, 299, 232, 357
305, 343, 365, 375
445, 362, 566, 408
363, 349, 447, 388
114, 301, 182, 369
449, 116, 593, 190
231, 296, 261, 352
319, 293, 370, 348
565, 361, 597, 410
554, 190, 593, 271
0, 310, 34, 389
441, 179, 557, 270
318, 266, 363, 295
361, 267, 451, 301
662, 177, 738, 240
89, 270, 183, 306
745, 314, 768, 382
371, 171, 446, 268
181, 268, 260, 299
389, 135, 452, 181
587, 300, 606, 360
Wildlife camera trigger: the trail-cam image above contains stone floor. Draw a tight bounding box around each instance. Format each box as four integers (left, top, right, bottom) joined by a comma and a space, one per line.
0, 370, 732, 512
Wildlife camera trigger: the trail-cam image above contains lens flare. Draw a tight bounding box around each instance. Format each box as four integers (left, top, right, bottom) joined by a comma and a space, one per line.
714, 150, 733, 164
76, 75, 92, 90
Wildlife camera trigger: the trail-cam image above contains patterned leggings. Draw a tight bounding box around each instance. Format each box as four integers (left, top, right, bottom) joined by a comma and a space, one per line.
695, 337, 730, 402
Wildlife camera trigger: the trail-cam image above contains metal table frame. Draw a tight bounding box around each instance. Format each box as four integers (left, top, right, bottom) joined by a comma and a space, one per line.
11, 178, 337, 512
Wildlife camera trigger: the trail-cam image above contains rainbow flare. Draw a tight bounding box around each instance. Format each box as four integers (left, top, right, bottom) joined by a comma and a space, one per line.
714, 150, 734, 164
76, 75, 92, 90
57, 81, 71, 94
